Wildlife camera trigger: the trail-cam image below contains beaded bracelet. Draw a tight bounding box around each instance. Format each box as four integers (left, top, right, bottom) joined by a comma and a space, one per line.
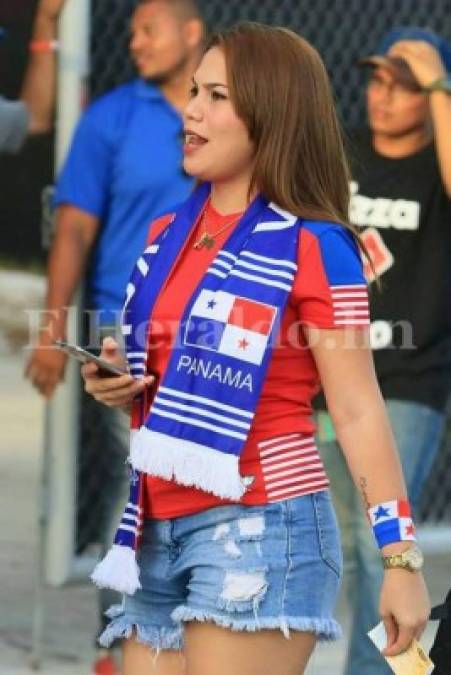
367, 499, 417, 548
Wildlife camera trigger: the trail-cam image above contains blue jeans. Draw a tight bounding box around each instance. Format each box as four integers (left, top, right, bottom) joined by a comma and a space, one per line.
318, 399, 445, 675
100, 491, 343, 650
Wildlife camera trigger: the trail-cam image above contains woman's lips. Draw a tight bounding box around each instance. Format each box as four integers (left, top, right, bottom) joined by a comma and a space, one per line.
183, 131, 208, 154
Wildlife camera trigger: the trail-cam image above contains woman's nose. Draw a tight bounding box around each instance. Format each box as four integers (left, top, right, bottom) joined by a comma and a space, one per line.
184, 98, 203, 122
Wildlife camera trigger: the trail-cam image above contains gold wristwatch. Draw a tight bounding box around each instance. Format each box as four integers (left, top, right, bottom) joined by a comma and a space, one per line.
382, 544, 424, 572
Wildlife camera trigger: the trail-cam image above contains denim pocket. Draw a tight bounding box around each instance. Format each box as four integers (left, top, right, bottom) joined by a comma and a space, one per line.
312, 491, 343, 578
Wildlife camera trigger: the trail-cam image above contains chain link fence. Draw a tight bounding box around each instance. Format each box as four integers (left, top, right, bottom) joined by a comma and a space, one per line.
90, 0, 451, 125
74, 0, 451, 555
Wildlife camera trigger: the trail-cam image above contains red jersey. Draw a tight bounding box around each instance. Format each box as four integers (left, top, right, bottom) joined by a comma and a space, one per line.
139, 202, 369, 519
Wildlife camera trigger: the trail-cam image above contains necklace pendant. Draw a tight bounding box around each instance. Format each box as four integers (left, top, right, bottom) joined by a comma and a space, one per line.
203, 233, 215, 249
194, 232, 215, 250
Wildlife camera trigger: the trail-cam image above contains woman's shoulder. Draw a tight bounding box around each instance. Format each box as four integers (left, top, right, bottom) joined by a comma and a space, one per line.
300, 220, 356, 249
298, 220, 363, 277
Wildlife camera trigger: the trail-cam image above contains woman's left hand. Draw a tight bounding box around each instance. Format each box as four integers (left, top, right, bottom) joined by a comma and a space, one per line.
379, 568, 430, 656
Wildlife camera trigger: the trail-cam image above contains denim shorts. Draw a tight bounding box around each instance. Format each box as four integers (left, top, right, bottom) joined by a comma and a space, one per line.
99, 490, 343, 651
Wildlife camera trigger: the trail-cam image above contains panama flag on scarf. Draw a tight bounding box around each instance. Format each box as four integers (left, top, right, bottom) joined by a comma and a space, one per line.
368, 499, 416, 547
184, 290, 277, 365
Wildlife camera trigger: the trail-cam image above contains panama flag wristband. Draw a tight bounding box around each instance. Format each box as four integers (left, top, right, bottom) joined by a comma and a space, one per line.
367, 499, 417, 548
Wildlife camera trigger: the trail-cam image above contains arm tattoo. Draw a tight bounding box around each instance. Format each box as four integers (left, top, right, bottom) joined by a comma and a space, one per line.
359, 476, 371, 510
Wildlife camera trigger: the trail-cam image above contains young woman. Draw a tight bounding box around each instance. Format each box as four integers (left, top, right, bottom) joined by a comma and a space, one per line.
81, 22, 430, 675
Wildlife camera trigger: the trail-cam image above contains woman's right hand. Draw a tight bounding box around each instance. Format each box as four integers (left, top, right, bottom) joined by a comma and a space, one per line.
81, 336, 155, 410
379, 565, 430, 657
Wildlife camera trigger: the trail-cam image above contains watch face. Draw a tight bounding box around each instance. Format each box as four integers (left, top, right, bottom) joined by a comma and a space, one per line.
405, 546, 424, 571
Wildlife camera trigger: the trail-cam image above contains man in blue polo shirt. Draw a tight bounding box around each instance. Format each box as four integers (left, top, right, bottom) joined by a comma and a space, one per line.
26, 1, 204, 671
27, 0, 202, 377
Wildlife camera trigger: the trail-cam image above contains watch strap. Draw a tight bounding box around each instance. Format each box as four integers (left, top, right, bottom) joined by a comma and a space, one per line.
382, 552, 408, 569
382, 544, 424, 572
424, 75, 451, 93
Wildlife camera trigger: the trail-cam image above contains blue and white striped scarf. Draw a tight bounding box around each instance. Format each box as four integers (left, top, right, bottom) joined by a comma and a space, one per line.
91, 182, 302, 594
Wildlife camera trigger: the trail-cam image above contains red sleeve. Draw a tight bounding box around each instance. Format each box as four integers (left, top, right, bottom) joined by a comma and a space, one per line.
292, 225, 370, 329
145, 212, 175, 246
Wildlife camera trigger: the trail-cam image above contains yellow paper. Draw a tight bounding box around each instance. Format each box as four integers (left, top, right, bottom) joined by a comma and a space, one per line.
368, 622, 434, 675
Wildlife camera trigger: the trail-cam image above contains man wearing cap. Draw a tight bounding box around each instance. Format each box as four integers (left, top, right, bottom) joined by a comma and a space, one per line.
0, 0, 65, 154
317, 27, 451, 675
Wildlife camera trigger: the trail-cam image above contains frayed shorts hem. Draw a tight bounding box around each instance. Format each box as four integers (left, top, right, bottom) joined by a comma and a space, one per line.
98, 603, 342, 650
98, 605, 183, 651
171, 605, 342, 642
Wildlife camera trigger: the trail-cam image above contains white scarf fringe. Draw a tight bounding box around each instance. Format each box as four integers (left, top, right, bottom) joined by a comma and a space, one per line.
91, 544, 142, 595
130, 427, 248, 500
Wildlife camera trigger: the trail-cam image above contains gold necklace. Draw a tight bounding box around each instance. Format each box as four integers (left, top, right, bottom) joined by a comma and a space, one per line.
193, 203, 242, 250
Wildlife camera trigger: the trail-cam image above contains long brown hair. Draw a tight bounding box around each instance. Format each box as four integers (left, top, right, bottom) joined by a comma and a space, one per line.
206, 23, 373, 270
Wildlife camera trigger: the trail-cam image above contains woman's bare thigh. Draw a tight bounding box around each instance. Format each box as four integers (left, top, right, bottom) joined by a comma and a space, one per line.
122, 635, 186, 675
184, 622, 317, 675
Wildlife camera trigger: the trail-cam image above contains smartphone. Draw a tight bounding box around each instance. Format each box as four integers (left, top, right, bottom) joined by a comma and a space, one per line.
53, 339, 128, 377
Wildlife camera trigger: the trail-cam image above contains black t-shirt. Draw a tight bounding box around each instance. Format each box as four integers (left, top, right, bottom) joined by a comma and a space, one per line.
349, 129, 451, 410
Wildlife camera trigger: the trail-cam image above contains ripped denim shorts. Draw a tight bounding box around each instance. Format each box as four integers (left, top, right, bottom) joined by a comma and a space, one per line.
100, 490, 343, 651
